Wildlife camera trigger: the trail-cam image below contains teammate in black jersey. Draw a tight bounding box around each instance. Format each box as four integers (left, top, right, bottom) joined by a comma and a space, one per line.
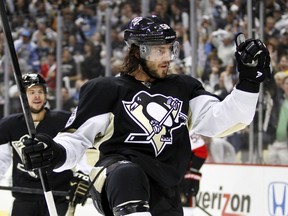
0, 73, 88, 216
21, 16, 271, 216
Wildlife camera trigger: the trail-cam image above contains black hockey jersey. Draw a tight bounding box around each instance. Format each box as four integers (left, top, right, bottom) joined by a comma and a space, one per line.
0, 108, 73, 200
54, 74, 258, 187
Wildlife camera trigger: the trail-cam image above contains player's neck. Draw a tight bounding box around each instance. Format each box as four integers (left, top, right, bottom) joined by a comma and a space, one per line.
31, 109, 46, 122
130, 69, 155, 83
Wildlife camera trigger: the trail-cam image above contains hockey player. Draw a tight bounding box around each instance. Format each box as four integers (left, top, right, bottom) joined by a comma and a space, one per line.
0, 73, 89, 216
21, 16, 270, 216
180, 132, 208, 214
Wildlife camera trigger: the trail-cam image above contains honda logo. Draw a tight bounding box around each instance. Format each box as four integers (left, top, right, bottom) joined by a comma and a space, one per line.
268, 182, 288, 216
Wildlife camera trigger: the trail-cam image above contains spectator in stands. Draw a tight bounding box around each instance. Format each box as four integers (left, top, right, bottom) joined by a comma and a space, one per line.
74, 3, 97, 38
28, 0, 53, 18
265, 0, 282, 18
66, 34, 84, 56
38, 37, 56, 64
72, 78, 88, 105
277, 54, 288, 74
197, 16, 214, 76
173, 24, 190, 60
13, 0, 30, 16
274, 70, 286, 86
264, 16, 280, 41
89, 31, 106, 67
268, 75, 288, 165
61, 48, 78, 88
170, 2, 189, 31
118, 2, 139, 27
61, 5, 77, 38
277, 29, 288, 61
151, 2, 171, 28
61, 86, 77, 113
6, 0, 31, 31
80, 40, 104, 80
31, 18, 57, 46
201, 52, 223, 89
213, 71, 231, 99
40, 51, 57, 98
211, 29, 236, 68
266, 37, 279, 71
200, 0, 228, 30
14, 29, 40, 73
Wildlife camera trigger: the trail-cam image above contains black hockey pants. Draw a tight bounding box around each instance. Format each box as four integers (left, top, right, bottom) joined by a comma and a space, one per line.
90, 156, 183, 216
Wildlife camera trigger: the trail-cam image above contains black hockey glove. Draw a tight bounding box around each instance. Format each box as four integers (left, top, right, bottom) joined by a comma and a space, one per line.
235, 33, 271, 92
180, 168, 202, 206
185, 168, 202, 197
69, 170, 90, 206
22, 133, 66, 173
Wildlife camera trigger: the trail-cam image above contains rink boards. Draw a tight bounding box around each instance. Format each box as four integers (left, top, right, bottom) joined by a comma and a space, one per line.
1, 164, 288, 216
197, 163, 288, 216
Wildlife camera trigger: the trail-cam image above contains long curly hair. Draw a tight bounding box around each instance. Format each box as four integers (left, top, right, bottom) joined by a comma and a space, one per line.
121, 45, 141, 75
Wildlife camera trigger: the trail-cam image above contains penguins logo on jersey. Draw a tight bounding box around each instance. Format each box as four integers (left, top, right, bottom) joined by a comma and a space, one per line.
123, 91, 187, 156
12, 135, 39, 178
11, 134, 29, 161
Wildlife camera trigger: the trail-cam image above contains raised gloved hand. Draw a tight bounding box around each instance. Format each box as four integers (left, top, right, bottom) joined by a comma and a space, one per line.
235, 33, 271, 84
22, 133, 66, 172
69, 170, 90, 206
180, 168, 202, 207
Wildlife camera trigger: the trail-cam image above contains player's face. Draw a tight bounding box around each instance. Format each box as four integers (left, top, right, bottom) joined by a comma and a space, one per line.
145, 44, 172, 79
145, 59, 170, 79
26, 86, 46, 113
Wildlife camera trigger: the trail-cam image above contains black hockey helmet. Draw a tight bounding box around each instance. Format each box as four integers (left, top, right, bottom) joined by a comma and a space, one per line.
22, 73, 47, 93
124, 15, 177, 47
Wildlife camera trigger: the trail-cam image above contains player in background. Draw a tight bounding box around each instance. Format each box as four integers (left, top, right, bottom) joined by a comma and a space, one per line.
0, 73, 89, 216
21, 15, 270, 216
180, 132, 208, 216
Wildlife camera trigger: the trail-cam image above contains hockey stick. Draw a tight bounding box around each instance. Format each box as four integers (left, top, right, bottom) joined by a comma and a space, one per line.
193, 196, 213, 216
66, 204, 76, 216
0, 1, 58, 215
196, 204, 213, 216
66, 180, 91, 216
0, 185, 69, 196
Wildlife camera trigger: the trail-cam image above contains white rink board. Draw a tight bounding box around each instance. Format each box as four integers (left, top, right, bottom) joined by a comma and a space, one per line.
197, 163, 288, 216
1, 164, 287, 216
0, 166, 101, 216
0, 189, 101, 216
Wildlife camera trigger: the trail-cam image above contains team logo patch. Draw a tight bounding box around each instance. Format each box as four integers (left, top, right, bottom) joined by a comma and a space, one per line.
256, 71, 263, 78
66, 106, 78, 127
123, 91, 187, 156
131, 17, 143, 26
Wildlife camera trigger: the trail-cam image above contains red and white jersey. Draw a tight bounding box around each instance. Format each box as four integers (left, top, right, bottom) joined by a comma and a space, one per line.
189, 131, 208, 162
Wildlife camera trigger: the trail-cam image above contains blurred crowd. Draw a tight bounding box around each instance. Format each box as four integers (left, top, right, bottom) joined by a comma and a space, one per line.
0, 0, 288, 164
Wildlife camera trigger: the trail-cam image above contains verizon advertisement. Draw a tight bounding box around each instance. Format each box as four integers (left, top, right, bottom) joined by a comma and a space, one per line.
197, 164, 288, 216
1, 164, 287, 216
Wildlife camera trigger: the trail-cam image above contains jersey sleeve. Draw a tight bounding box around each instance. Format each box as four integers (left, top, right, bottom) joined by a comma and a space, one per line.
189, 132, 208, 170
0, 115, 17, 144
0, 143, 11, 180
190, 86, 258, 137
54, 78, 115, 172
